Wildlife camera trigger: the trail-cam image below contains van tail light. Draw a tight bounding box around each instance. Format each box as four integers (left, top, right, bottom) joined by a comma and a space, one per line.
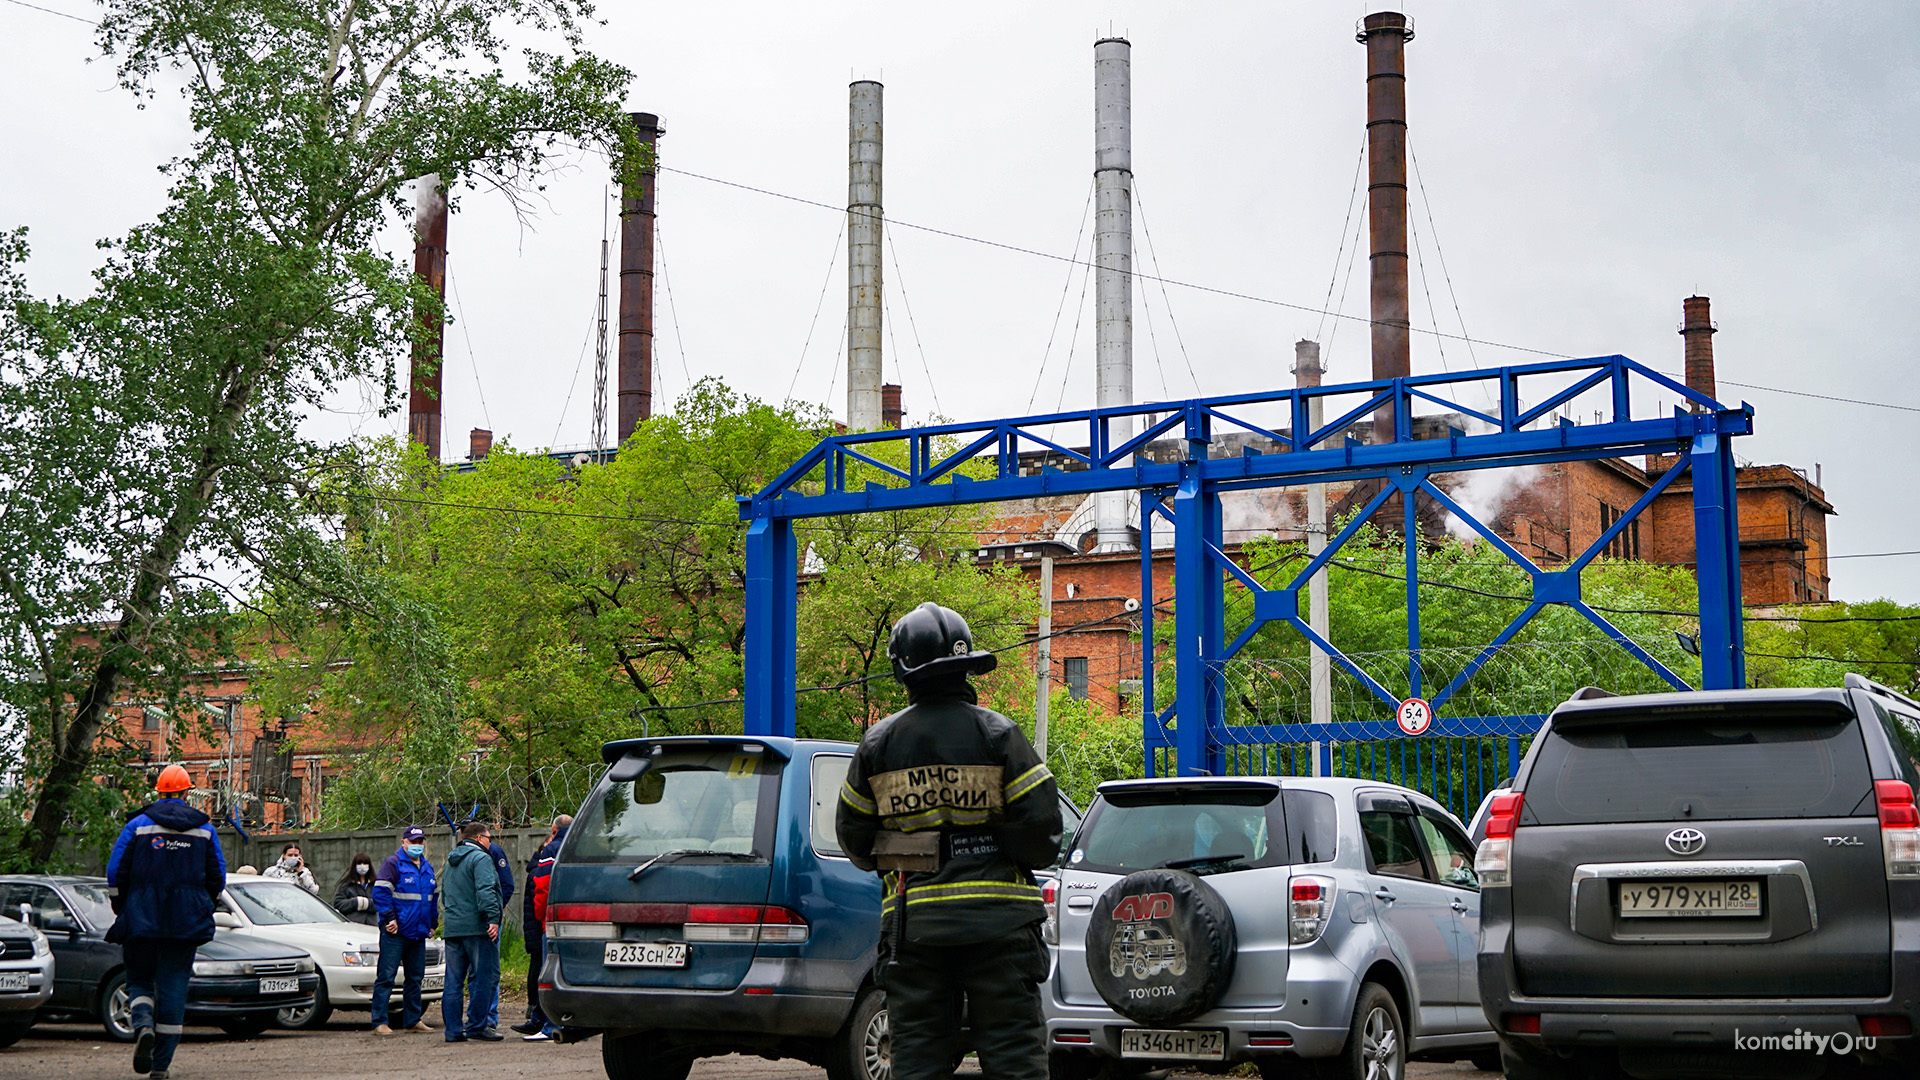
1288, 876, 1336, 945
1476, 791, 1524, 888
1876, 780, 1920, 879
1860, 1015, 1912, 1038
1041, 879, 1060, 945
683, 905, 809, 944
545, 903, 617, 940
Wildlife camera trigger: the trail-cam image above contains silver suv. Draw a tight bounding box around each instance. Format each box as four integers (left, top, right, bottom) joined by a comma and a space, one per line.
1043, 776, 1497, 1080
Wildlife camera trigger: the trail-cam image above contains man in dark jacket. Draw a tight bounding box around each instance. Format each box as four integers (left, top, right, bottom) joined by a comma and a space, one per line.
512, 814, 570, 1040
441, 820, 503, 1041
371, 826, 437, 1034
106, 764, 225, 1079
837, 603, 1063, 1080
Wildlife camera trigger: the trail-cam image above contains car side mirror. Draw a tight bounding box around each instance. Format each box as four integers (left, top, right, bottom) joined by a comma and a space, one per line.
44, 915, 78, 935
212, 911, 241, 929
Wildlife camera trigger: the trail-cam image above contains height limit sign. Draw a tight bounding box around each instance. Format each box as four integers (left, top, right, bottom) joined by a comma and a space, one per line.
1396, 697, 1433, 737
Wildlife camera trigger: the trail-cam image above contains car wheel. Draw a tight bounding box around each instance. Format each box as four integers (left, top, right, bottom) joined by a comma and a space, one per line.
1316, 982, 1402, 1080
602, 1031, 694, 1080
275, 982, 332, 1030
0, 1019, 33, 1049
825, 986, 889, 1080
219, 1013, 274, 1038
100, 973, 137, 1043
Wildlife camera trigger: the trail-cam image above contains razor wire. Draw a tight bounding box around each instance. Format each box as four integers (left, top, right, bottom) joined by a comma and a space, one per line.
314, 757, 607, 832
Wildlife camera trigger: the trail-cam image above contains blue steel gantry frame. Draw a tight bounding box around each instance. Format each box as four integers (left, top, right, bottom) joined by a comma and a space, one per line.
738, 355, 1753, 776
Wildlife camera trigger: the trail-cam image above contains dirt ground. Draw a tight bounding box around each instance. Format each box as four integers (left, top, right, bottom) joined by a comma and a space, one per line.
4, 997, 1494, 1080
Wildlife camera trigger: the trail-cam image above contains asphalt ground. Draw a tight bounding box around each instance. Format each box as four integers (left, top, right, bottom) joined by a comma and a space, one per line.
5, 1001, 1497, 1080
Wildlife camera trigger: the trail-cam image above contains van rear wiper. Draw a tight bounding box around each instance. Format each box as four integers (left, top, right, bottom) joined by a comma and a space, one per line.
1157, 852, 1248, 873
627, 849, 758, 881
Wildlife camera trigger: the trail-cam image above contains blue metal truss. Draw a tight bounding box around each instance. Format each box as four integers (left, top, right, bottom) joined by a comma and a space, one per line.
739, 354, 1752, 777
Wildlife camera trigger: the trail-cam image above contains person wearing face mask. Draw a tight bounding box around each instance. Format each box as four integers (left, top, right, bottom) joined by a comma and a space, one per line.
333, 851, 379, 926
261, 843, 319, 894
370, 826, 438, 1035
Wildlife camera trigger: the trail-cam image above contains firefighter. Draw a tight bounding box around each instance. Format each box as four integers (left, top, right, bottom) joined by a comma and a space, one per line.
106, 763, 226, 1080
836, 602, 1063, 1080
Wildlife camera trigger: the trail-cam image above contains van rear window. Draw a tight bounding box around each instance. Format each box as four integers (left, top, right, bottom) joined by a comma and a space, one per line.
570, 747, 779, 861
1528, 718, 1872, 824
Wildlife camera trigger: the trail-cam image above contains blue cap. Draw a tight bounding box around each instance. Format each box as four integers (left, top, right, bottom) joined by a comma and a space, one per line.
403, 826, 427, 842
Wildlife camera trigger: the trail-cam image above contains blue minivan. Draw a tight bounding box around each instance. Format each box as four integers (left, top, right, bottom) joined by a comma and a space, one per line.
541, 735, 1079, 1080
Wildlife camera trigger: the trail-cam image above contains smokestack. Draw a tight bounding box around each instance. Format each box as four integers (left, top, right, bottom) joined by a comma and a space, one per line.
408, 174, 448, 461
881, 383, 904, 429
617, 112, 662, 443
1093, 37, 1135, 553
469, 428, 493, 461
847, 81, 884, 431
1359, 12, 1414, 442
1681, 295, 1717, 410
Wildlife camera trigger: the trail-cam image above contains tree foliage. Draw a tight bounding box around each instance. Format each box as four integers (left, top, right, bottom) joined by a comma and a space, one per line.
0, 0, 634, 867
267, 380, 1037, 826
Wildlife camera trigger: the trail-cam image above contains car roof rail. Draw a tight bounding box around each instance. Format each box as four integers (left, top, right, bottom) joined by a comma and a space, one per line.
1844, 672, 1920, 713
1568, 686, 1618, 701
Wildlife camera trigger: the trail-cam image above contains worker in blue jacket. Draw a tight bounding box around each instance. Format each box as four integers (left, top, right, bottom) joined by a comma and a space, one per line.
370, 825, 438, 1034
106, 764, 225, 1080
484, 832, 514, 1031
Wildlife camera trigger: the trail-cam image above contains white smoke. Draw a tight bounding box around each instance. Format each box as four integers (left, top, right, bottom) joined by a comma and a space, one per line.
1442, 465, 1542, 541
413, 173, 444, 237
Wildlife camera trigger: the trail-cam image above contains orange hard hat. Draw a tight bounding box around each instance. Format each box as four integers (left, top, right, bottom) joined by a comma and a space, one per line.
155, 764, 192, 794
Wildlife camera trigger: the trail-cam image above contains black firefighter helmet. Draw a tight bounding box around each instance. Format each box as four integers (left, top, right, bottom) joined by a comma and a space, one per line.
888, 602, 999, 684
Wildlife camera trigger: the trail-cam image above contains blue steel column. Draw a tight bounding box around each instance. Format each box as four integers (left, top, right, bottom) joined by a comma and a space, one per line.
1172, 461, 1226, 776
743, 514, 799, 736
1690, 429, 1746, 689
1141, 492, 1158, 778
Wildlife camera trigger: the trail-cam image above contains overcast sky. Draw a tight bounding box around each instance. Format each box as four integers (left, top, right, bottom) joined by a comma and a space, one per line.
3, 1, 1917, 602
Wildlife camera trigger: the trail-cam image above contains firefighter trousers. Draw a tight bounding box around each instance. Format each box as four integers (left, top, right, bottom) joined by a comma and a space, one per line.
887, 925, 1050, 1080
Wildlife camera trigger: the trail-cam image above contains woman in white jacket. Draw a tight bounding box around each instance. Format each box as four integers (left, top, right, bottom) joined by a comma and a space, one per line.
261, 842, 319, 894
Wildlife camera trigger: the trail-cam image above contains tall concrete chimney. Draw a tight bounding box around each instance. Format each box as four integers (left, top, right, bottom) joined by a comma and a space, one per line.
617, 112, 662, 443
1360, 12, 1414, 442
407, 174, 448, 461
847, 81, 885, 431
1681, 295, 1717, 410
881, 383, 904, 429
1294, 340, 1331, 741
1093, 37, 1135, 553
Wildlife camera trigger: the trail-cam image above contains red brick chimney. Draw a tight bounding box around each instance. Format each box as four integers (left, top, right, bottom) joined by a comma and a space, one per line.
469, 428, 493, 461
1360, 11, 1414, 442
1681, 295, 1716, 411
881, 383, 904, 429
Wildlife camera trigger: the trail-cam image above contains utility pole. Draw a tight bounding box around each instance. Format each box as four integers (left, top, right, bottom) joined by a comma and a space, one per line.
1297, 341, 1331, 774
1035, 556, 1054, 757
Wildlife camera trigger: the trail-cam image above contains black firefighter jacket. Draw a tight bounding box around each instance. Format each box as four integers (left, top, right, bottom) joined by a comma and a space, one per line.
836, 678, 1064, 946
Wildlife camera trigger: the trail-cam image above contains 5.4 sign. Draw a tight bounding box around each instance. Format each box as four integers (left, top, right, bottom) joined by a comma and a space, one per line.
1395, 697, 1433, 737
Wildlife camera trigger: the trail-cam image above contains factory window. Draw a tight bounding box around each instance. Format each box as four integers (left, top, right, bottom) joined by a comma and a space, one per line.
1598, 502, 1641, 560
142, 706, 163, 732
1064, 658, 1090, 701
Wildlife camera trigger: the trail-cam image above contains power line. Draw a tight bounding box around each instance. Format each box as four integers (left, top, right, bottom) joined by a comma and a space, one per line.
660, 165, 1573, 361
1, 0, 92, 24
1718, 380, 1920, 415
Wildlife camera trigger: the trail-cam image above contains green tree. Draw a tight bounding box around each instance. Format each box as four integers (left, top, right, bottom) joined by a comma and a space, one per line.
269, 380, 1037, 825
0, 0, 633, 866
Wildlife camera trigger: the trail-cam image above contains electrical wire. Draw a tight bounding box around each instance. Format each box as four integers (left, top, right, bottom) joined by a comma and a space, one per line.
447, 271, 493, 431
787, 219, 846, 403
1028, 178, 1097, 414
655, 222, 694, 388
884, 228, 943, 418
1, 0, 92, 24
1131, 181, 1203, 395
1316, 132, 1369, 344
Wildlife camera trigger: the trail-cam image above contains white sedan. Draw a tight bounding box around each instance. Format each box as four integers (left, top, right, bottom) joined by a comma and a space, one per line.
214, 875, 445, 1029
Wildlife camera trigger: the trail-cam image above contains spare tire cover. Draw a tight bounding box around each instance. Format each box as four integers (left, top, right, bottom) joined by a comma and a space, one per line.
1084, 869, 1237, 1025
